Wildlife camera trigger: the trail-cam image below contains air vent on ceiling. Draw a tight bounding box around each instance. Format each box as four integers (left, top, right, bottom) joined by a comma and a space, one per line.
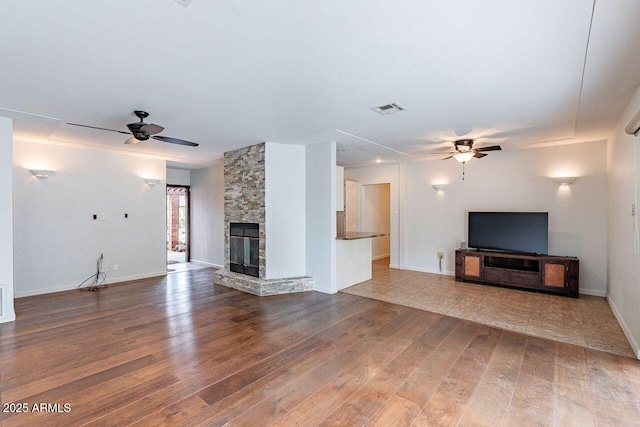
371, 102, 406, 115
173, 0, 196, 7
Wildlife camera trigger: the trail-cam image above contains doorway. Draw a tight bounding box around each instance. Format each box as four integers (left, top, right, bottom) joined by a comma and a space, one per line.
167, 185, 189, 268
362, 183, 391, 260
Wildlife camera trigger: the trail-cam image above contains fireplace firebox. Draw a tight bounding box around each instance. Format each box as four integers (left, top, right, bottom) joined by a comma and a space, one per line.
229, 222, 259, 277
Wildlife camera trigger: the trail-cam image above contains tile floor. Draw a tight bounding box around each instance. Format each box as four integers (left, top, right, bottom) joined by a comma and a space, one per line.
167, 262, 211, 273
341, 258, 636, 358
167, 251, 211, 273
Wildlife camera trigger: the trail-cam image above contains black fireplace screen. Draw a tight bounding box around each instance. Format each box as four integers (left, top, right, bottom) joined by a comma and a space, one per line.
229, 223, 259, 277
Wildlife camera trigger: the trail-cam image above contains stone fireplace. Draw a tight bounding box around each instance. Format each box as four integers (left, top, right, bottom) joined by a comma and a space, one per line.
213, 142, 314, 296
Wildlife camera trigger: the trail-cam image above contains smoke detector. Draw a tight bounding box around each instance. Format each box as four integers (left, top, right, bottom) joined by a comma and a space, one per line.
371, 102, 406, 115
173, 0, 196, 7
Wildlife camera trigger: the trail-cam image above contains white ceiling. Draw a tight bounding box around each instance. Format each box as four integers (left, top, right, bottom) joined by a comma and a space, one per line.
1, 0, 639, 169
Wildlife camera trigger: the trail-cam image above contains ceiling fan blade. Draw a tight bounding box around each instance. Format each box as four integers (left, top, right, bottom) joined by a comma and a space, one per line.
67, 122, 131, 135
473, 152, 488, 158
475, 145, 502, 152
429, 150, 456, 155
152, 135, 199, 147
441, 155, 454, 160
124, 137, 140, 145
140, 123, 164, 135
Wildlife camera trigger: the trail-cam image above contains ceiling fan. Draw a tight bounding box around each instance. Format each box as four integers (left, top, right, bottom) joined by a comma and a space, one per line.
433, 139, 501, 163
67, 111, 199, 147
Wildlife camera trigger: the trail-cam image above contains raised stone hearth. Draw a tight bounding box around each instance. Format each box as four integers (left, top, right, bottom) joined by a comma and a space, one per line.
214, 269, 314, 296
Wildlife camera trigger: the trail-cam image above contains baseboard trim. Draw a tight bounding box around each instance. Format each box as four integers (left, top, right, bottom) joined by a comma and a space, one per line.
607, 293, 640, 359
389, 264, 400, 269
403, 265, 455, 276
15, 270, 168, 298
190, 259, 223, 269
579, 288, 606, 297
0, 313, 15, 323
371, 254, 391, 261
312, 285, 337, 295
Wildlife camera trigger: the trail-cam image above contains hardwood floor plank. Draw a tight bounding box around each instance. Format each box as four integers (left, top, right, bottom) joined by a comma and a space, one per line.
231, 312, 438, 425
270, 372, 367, 427
0, 355, 158, 425
394, 320, 478, 406
1, 267, 639, 426
130, 394, 209, 427
86, 330, 315, 426
1, 318, 244, 401
197, 336, 329, 406
364, 394, 422, 427
184, 305, 411, 426
458, 331, 527, 427
317, 340, 432, 426
9, 373, 179, 427
621, 355, 640, 404
417, 327, 503, 426
506, 337, 556, 427
586, 349, 640, 426
552, 343, 597, 427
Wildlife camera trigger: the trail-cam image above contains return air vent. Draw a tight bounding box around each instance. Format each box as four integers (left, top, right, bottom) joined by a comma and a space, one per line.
371, 102, 406, 115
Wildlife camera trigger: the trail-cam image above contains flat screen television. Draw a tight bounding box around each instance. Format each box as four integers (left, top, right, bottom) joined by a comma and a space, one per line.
468, 212, 549, 255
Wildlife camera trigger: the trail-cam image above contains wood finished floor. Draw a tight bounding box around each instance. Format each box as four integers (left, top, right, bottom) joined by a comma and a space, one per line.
1, 268, 639, 426
342, 258, 635, 358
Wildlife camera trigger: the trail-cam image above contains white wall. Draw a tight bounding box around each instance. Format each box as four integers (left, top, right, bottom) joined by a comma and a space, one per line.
166, 167, 191, 186
190, 162, 224, 268
306, 141, 336, 293
345, 164, 400, 268
362, 183, 391, 260
265, 143, 306, 279
403, 141, 608, 296
345, 180, 360, 232
13, 141, 167, 297
0, 118, 15, 322
607, 85, 640, 358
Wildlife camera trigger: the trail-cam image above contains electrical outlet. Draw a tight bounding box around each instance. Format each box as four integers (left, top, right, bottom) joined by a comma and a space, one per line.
113, 264, 118, 271
102, 265, 108, 273
437, 252, 444, 259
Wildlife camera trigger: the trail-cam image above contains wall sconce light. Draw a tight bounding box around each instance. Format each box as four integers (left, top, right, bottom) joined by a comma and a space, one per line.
432, 184, 447, 192
144, 178, 161, 186
29, 169, 54, 178
552, 177, 577, 186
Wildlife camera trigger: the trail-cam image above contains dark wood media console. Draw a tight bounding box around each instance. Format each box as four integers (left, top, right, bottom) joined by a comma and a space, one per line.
455, 249, 579, 298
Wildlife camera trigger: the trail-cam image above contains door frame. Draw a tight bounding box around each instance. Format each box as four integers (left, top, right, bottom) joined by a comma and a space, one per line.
166, 184, 191, 263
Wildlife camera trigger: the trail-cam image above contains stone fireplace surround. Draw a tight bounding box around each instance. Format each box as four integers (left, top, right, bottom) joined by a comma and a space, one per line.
213, 142, 314, 296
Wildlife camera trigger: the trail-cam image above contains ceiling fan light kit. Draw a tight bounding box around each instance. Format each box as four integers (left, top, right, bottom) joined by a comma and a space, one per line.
67, 111, 199, 147
434, 139, 503, 164
428, 138, 504, 180
453, 151, 475, 163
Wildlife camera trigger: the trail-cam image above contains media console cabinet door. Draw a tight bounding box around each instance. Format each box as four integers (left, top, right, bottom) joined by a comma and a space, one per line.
464, 255, 481, 277
543, 262, 566, 288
